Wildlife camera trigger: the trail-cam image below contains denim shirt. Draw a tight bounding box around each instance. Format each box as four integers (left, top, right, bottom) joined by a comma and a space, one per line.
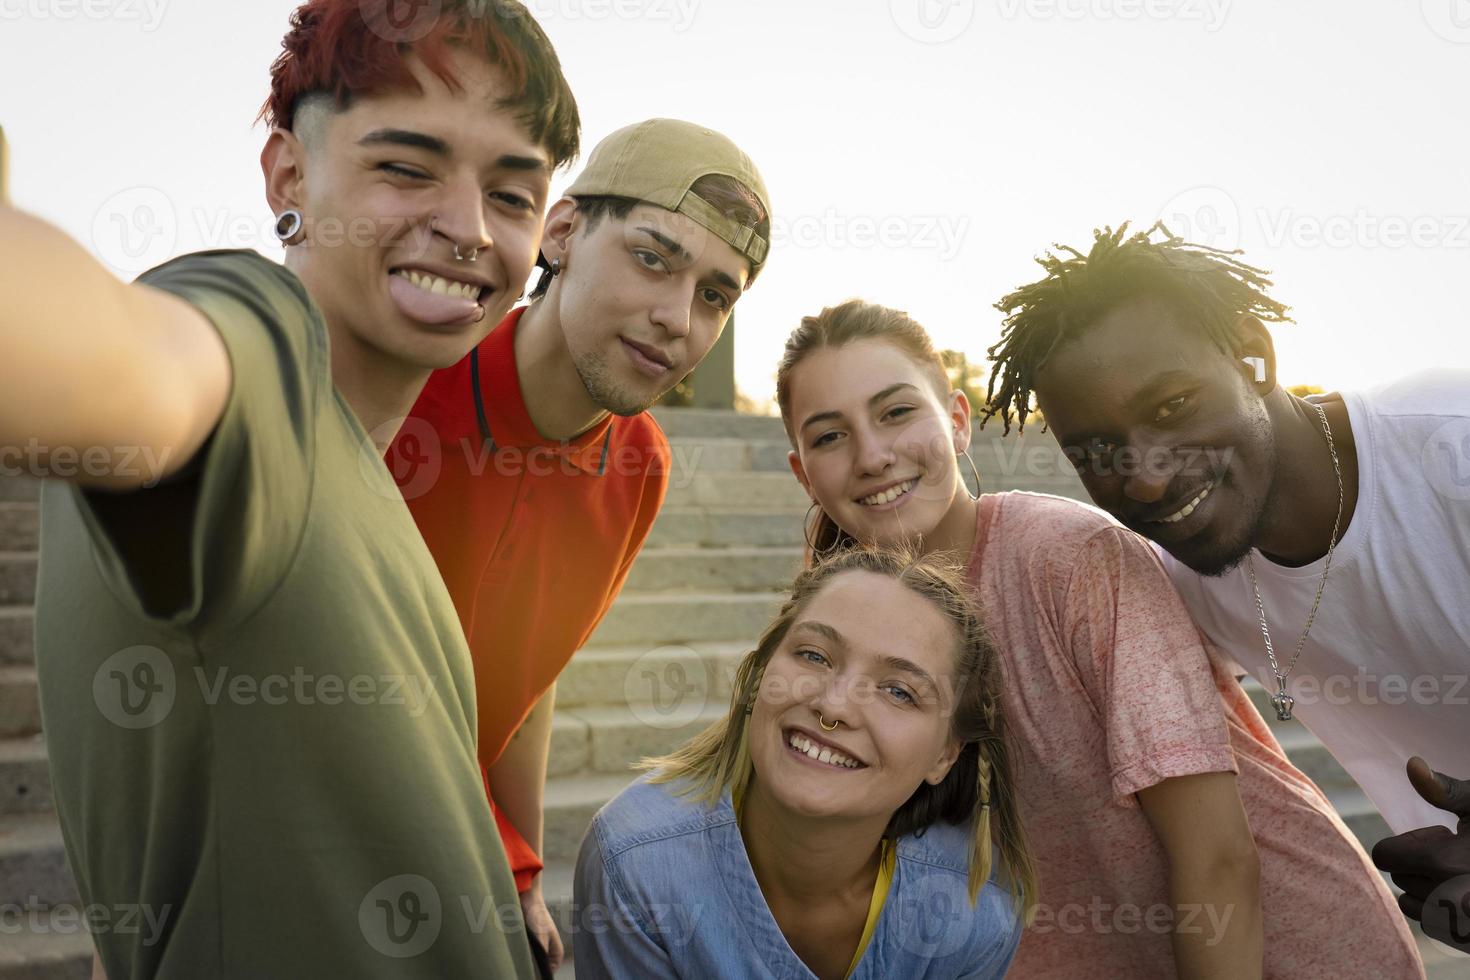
573, 775, 1023, 979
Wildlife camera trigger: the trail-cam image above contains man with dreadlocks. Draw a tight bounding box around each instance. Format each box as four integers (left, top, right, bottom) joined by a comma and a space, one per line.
985, 222, 1470, 949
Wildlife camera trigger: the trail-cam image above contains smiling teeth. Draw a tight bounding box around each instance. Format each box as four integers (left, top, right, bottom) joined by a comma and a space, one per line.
859, 479, 916, 507
1159, 481, 1215, 524
394, 269, 481, 301
787, 732, 861, 768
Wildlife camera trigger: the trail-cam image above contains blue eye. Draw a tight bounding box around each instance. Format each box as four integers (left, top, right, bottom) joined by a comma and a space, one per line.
884, 685, 916, 705
796, 648, 829, 667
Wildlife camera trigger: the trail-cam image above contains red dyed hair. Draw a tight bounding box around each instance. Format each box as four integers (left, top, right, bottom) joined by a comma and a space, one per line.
259, 0, 580, 167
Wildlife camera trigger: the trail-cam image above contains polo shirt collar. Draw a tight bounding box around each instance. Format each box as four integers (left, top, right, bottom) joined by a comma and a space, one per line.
470, 306, 614, 476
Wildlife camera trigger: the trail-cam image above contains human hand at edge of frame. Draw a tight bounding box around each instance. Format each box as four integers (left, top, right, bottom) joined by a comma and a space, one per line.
521, 882, 565, 972
1370, 756, 1470, 953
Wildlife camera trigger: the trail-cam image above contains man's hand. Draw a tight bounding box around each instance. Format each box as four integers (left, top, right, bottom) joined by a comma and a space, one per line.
521, 882, 564, 972
1371, 756, 1470, 953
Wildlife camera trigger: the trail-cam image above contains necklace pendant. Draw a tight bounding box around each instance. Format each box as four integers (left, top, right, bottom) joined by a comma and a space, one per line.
1270, 690, 1296, 722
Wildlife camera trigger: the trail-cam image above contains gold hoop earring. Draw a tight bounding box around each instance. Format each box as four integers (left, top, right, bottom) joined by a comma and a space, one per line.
818, 714, 839, 731
958, 449, 981, 501
803, 500, 822, 553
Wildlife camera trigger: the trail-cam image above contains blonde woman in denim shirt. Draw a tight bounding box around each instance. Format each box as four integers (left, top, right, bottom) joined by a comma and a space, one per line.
573, 546, 1036, 979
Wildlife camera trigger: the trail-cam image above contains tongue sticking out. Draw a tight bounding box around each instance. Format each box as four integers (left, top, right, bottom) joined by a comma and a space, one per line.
388, 274, 482, 326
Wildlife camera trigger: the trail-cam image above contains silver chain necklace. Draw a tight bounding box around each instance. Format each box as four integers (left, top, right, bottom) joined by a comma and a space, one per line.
1246, 402, 1344, 722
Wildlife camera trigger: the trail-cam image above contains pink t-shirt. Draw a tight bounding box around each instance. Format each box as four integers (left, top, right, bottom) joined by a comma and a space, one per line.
970, 492, 1421, 979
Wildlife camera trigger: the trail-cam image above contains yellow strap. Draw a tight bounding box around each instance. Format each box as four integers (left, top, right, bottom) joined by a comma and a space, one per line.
844, 839, 895, 978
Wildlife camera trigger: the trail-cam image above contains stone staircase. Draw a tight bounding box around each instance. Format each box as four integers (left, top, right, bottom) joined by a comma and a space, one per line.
2, 409, 1465, 977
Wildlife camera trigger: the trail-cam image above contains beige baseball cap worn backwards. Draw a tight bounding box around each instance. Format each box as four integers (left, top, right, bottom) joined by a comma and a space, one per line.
565, 118, 771, 276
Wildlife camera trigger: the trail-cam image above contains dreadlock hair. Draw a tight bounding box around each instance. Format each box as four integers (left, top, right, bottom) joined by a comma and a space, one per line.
984, 222, 1294, 435
640, 544, 1037, 917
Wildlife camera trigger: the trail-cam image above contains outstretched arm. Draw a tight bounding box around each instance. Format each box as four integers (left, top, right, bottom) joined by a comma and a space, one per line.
0, 203, 230, 488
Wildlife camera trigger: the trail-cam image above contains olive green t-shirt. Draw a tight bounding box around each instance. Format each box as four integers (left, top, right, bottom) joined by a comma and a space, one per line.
35, 250, 534, 978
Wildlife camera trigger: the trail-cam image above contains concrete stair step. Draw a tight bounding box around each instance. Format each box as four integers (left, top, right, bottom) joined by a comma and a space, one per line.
644, 507, 804, 549
663, 436, 794, 473
0, 665, 41, 739
663, 472, 811, 510
0, 477, 41, 504
0, 553, 38, 606
0, 907, 93, 980
1273, 725, 1360, 794
649, 408, 787, 441
624, 546, 802, 595
0, 607, 34, 667
0, 812, 77, 908
0, 504, 40, 553
1330, 785, 1391, 853
543, 773, 638, 865
557, 640, 746, 710
552, 703, 727, 780
586, 592, 785, 649
0, 735, 52, 815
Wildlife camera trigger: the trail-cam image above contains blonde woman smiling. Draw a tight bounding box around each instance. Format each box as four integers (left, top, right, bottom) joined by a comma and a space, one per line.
573, 546, 1036, 979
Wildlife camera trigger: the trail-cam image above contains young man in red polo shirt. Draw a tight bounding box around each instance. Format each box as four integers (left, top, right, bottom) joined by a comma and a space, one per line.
386, 118, 771, 973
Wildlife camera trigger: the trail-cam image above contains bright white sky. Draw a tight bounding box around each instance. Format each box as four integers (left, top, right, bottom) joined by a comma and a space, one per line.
5, 0, 1469, 410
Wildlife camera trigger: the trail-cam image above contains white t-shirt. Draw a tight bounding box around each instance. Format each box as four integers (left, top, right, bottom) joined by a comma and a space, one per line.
1162, 368, 1470, 834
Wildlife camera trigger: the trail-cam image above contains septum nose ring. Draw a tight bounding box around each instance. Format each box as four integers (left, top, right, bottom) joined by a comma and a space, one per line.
453, 242, 478, 262
818, 714, 839, 732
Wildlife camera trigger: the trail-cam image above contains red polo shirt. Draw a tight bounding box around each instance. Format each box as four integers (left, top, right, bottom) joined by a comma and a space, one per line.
386, 306, 670, 889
